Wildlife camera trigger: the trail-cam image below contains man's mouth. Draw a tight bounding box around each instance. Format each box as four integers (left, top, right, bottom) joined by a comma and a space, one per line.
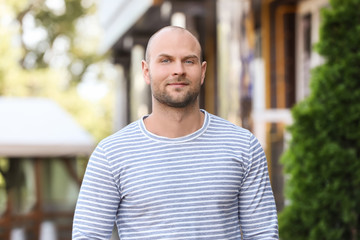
167, 78, 190, 87
168, 82, 188, 86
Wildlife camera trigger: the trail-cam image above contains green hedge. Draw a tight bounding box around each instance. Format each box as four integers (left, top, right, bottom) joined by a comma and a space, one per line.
278, 0, 360, 239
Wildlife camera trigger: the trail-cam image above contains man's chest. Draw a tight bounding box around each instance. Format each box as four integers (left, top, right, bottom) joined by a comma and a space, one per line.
117, 151, 245, 207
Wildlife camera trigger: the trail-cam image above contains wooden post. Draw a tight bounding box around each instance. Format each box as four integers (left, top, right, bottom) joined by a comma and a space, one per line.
33, 158, 43, 239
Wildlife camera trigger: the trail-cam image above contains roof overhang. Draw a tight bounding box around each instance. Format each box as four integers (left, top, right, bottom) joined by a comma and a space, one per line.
0, 97, 95, 158
97, 0, 161, 54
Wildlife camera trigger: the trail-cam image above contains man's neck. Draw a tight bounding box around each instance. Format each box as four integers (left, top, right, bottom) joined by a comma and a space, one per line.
143, 104, 205, 138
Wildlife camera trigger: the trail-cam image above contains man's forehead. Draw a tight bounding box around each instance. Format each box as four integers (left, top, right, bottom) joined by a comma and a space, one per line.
152, 29, 196, 45
150, 31, 200, 54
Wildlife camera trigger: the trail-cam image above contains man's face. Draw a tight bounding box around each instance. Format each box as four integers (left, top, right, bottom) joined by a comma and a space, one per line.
142, 29, 207, 108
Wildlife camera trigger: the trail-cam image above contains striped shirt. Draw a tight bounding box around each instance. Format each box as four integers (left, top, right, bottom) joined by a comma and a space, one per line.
72, 110, 279, 239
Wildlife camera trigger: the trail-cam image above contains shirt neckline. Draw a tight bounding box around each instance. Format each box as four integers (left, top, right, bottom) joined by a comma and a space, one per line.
139, 109, 210, 143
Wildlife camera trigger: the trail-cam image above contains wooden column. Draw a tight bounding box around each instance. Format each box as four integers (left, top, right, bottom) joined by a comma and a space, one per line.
203, 0, 217, 115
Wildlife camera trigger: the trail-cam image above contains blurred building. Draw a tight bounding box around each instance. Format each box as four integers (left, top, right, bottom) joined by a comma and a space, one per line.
0, 97, 95, 240
97, 0, 329, 212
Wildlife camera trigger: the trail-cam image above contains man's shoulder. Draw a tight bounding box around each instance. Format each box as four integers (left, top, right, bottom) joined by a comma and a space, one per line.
208, 113, 251, 136
98, 120, 142, 148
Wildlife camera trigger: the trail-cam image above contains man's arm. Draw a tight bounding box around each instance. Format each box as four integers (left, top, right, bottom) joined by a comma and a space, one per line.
238, 133, 279, 239
72, 144, 121, 239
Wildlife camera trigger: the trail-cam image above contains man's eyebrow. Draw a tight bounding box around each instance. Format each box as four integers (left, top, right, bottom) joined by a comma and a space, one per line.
156, 53, 172, 58
183, 55, 200, 61
156, 54, 199, 60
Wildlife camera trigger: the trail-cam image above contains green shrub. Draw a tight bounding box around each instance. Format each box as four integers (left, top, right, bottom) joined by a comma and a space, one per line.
279, 0, 360, 239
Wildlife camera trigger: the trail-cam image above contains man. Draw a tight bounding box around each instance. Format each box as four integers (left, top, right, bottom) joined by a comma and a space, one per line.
72, 26, 279, 239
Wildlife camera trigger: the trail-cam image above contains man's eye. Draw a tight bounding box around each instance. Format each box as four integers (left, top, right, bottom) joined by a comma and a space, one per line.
161, 59, 170, 63
185, 60, 194, 64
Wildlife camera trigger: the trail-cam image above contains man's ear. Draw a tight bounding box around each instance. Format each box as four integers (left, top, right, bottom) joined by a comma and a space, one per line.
201, 61, 207, 85
142, 60, 151, 85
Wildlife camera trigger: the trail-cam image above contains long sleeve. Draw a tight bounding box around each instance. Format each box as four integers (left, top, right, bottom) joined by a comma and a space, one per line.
72, 144, 121, 239
238, 134, 279, 239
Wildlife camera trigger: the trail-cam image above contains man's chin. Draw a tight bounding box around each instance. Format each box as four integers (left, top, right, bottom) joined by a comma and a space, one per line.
156, 97, 198, 108
153, 90, 200, 108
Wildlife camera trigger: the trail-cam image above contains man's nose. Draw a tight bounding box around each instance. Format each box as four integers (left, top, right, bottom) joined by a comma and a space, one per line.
173, 61, 185, 76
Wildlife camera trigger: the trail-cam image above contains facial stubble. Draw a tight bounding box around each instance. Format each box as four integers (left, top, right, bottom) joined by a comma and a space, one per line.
150, 74, 201, 108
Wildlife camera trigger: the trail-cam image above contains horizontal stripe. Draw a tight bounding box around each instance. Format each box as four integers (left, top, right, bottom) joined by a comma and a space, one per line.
73, 110, 278, 239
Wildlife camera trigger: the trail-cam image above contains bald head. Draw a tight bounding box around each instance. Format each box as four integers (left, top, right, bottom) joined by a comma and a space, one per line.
145, 26, 202, 63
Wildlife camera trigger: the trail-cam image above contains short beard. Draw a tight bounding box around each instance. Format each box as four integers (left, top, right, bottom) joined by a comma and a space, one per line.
153, 89, 199, 108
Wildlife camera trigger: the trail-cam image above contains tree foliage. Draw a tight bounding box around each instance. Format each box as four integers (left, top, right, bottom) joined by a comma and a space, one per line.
0, 0, 115, 141
279, 0, 360, 239
15, 0, 103, 83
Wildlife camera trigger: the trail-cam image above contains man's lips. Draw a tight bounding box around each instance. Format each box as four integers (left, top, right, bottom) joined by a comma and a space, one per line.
167, 82, 189, 86
166, 79, 190, 87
